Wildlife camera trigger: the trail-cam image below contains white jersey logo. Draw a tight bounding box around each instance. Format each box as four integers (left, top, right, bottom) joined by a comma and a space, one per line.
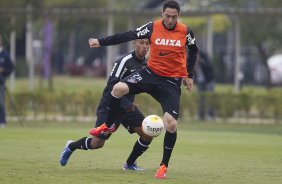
155, 38, 181, 47
186, 33, 196, 45
137, 27, 150, 37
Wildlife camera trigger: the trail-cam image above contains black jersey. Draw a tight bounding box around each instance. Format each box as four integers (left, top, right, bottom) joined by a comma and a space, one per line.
96, 51, 147, 113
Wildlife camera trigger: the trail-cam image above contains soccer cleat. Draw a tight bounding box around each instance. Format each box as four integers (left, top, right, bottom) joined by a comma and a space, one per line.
123, 163, 145, 171
155, 164, 167, 179
89, 123, 116, 136
60, 140, 74, 166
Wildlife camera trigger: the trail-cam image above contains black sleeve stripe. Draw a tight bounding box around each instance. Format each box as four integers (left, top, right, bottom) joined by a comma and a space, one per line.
115, 54, 132, 78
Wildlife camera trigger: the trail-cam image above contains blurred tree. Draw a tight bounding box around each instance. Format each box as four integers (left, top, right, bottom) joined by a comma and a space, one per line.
182, 0, 282, 87
181, 14, 230, 35
43, 0, 104, 8
242, 16, 281, 88
0, 0, 43, 8
1, 0, 281, 87
0, 0, 42, 40
220, 0, 282, 87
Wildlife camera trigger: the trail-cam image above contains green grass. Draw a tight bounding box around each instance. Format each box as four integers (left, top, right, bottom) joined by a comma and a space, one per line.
1, 121, 282, 184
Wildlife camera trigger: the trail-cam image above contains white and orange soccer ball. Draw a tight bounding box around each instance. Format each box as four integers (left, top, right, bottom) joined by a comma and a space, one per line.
142, 115, 164, 137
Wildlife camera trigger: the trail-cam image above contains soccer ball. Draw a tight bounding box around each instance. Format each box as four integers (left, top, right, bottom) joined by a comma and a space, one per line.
142, 115, 164, 137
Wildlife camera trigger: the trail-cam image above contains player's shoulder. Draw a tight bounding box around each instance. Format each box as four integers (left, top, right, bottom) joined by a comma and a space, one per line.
176, 21, 189, 33
136, 21, 153, 31
115, 52, 133, 64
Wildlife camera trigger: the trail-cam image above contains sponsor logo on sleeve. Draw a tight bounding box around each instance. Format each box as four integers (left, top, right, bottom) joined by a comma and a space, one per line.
186, 33, 195, 45
137, 27, 150, 37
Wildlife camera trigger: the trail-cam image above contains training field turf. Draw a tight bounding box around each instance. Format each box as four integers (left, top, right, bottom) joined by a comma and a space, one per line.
0, 121, 281, 184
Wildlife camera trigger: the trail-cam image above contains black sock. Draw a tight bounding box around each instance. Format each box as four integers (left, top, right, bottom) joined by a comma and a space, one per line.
161, 131, 177, 167
106, 95, 121, 127
126, 138, 151, 165
68, 137, 93, 151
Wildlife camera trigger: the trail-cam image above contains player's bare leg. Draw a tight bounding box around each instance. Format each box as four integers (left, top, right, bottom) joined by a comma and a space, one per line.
155, 112, 177, 179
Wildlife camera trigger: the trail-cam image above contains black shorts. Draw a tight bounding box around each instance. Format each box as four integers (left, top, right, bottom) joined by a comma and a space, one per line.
95, 106, 144, 140
121, 67, 181, 120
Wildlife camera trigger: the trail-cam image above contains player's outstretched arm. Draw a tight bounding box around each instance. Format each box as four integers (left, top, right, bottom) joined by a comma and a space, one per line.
88, 22, 152, 47
88, 38, 101, 48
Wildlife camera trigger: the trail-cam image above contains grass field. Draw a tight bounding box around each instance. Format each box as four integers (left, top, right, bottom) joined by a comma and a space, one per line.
1, 121, 281, 184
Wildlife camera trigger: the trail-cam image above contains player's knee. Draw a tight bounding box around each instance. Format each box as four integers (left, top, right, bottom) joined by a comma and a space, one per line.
140, 134, 153, 143
141, 136, 153, 143
112, 82, 129, 97
134, 127, 153, 143
166, 122, 177, 132
164, 112, 177, 133
90, 138, 105, 149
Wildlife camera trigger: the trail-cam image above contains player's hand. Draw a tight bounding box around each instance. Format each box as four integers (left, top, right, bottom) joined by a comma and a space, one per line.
183, 77, 193, 92
88, 38, 100, 48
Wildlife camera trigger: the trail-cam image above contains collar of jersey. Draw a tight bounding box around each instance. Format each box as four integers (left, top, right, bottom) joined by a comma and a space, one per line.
161, 20, 177, 31
132, 51, 146, 63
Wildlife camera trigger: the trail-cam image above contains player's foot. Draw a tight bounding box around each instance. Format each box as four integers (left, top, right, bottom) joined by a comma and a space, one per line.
60, 140, 74, 166
89, 123, 115, 136
123, 163, 145, 171
155, 164, 167, 179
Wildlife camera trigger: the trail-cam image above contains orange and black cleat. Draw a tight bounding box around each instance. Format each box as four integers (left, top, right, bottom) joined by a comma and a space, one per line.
89, 123, 115, 136
155, 164, 167, 179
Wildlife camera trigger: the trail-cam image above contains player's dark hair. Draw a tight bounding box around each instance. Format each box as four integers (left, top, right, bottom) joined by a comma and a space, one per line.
163, 0, 180, 14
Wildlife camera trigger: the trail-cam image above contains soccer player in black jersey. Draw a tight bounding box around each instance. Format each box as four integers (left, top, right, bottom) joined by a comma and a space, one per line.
60, 39, 151, 170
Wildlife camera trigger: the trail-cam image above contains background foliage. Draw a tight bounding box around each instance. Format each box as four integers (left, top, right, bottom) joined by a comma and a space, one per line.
6, 77, 282, 123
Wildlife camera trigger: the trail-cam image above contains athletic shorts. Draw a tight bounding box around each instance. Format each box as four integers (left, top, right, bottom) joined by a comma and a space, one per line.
121, 67, 181, 120
95, 106, 144, 140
